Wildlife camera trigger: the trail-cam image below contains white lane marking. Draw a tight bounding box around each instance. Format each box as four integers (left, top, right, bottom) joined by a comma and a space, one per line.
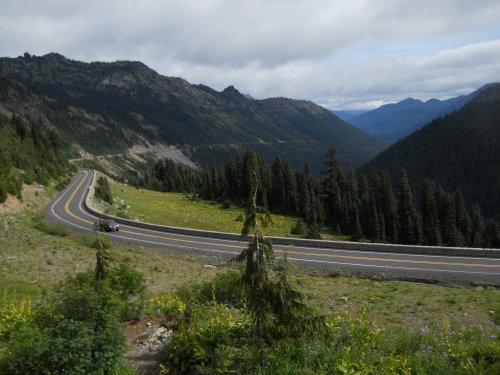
50, 170, 88, 218
273, 243, 500, 262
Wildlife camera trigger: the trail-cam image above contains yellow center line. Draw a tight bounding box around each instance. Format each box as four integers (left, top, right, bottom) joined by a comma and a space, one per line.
64, 172, 94, 225
63, 172, 500, 270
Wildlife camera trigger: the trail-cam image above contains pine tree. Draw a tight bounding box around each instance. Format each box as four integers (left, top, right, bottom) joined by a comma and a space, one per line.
454, 190, 470, 246
242, 151, 260, 204
350, 204, 363, 241
322, 148, 345, 229
484, 219, 500, 248
379, 170, 398, 242
367, 194, 381, 242
306, 193, 322, 239
421, 180, 442, 246
440, 192, 459, 246
94, 237, 111, 291
397, 168, 420, 244
470, 204, 486, 248
283, 160, 298, 213
234, 170, 273, 339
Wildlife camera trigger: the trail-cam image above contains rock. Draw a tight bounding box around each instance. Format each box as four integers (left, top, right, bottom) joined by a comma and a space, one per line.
204, 264, 217, 269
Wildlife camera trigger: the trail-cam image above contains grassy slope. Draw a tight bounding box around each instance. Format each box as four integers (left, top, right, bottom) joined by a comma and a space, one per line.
0, 182, 498, 334
0, 183, 219, 305
102, 181, 300, 237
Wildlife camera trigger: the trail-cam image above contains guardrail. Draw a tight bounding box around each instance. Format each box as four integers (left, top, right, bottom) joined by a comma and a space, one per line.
84, 170, 500, 258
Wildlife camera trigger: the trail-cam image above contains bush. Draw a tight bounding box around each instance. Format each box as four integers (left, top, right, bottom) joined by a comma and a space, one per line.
31, 215, 68, 236
0, 182, 7, 203
291, 219, 305, 236
108, 263, 147, 321
94, 176, 113, 204
160, 300, 500, 374
148, 293, 187, 320
1, 282, 126, 375
178, 270, 246, 308
81, 234, 113, 249
55, 176, 71, 191
0, 299, 34, 339
163, 303, 251, 374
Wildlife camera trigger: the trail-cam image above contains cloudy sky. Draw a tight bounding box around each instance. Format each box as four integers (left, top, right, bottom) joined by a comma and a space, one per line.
1, 0, 499, 109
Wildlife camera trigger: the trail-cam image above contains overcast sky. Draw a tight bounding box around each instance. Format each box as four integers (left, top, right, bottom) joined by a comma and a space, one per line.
1, 0, 499, 109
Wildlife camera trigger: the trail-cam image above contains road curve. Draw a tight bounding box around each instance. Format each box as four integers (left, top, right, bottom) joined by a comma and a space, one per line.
47, 170, 500, 286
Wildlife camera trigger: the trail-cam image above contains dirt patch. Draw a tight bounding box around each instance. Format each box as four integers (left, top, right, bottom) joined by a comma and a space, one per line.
0, 183, 45, 214
124, 315, 172, 375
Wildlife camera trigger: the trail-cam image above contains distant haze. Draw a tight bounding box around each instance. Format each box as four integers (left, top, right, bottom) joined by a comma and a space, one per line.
1, 0, 499, 109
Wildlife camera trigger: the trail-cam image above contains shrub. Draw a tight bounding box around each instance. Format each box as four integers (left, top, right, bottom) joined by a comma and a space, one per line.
108, 263, 147, 321
291, 219, 305, 236
32, 215, 68, 236
222, 199, 232, 209
148, 293, 187, 320
55, 176, 72, 191
0, 299, 34, 339
1, 282, 126, 375
328, 267, 344, 278
0, 182, 7, 203
179, 270, 246, 307
94, 176, 113, 204
81, 234, 113, 249
163, 303, 251, 373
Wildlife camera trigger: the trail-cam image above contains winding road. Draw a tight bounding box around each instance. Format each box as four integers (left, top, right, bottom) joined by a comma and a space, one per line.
47, 170, 500, 286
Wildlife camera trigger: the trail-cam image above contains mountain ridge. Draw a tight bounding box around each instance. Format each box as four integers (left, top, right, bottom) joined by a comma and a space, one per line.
0, 52, 385, 172
345, 85, 494, 141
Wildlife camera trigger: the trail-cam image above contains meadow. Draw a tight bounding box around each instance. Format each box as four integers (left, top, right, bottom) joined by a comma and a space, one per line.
101, 181, 300, 237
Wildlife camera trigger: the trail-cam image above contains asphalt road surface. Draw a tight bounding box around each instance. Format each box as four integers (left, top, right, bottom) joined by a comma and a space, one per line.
47, 170, 500, 286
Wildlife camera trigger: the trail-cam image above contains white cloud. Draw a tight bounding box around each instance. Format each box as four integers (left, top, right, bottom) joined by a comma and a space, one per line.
0, 0, 499, 108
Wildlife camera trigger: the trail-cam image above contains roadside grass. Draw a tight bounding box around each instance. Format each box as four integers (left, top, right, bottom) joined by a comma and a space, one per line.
104, 181, 300, 237
300, 274, 500, 332
0, 180, 498, 336
0, 209, 220, 305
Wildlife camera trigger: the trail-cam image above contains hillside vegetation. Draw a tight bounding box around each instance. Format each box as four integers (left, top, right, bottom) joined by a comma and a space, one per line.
0, 53, 385, 171
0, 183, 499, 374
0, 116, 73, 203
362, 83, 500, 222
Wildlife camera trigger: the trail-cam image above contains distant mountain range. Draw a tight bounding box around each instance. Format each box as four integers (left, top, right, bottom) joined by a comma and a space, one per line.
0, 53, 385, 172
330, 110, 366, 123
336, 85, 493, 141
361, 83, 500, 221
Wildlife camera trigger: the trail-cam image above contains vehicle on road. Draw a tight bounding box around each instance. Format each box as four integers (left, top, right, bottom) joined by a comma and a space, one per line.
95, 219, 120, 232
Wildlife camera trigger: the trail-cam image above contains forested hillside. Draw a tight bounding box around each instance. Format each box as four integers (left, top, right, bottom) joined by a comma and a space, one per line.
135, 149, 500, 248
0, 116, 73, 202
362, 83, 500, 221
0, 53, 385, 172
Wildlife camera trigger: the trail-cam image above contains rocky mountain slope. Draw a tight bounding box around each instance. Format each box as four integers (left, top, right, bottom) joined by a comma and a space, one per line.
0, 53, 385, 172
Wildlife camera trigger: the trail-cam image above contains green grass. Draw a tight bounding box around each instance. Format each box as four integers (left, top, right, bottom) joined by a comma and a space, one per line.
299, 275, 500, 332
104, 182, 300, 237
